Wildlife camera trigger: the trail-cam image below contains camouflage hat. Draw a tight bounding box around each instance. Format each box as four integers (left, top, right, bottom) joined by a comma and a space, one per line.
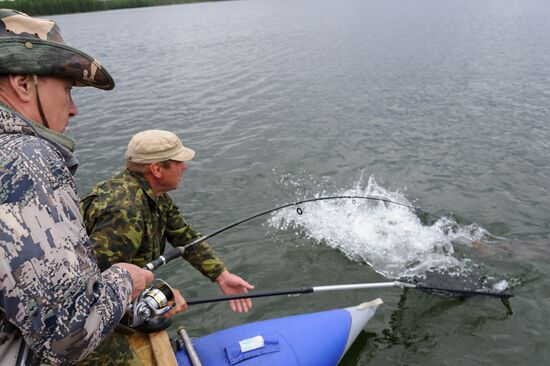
0, 9, 114, 90
126, 130, 196, 164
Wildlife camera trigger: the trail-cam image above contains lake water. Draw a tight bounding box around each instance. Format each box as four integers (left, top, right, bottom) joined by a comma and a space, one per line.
52, 0, 550, 364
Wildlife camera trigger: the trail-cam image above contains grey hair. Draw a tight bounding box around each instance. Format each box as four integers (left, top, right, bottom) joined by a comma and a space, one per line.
125, 159, 171, 173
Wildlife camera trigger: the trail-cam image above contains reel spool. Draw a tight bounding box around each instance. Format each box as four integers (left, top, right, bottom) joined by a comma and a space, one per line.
128, 279, 176, 327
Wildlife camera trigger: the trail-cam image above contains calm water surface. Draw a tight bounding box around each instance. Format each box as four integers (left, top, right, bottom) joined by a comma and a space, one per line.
52, 0, 550, 364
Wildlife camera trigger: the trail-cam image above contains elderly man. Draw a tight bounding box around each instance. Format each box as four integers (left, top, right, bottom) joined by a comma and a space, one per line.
0, 9, 154, 365
79, 130, 254, 364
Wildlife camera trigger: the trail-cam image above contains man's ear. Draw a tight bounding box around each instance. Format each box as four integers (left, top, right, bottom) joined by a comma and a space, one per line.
149, 163, 162, 178
9, 75, 34, 102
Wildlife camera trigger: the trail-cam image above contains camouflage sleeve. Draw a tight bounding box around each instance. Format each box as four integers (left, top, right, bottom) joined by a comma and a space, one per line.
164, 198, 226, 281
0, 248, 133, 364
80, 194, 144, 272
0, 189, 133, 363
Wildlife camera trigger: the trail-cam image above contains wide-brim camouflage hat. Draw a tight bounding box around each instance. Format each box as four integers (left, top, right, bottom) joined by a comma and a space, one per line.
0, 9, 114, 90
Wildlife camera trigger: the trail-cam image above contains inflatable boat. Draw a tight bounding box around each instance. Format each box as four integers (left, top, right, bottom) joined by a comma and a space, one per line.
175, 298, 382, 366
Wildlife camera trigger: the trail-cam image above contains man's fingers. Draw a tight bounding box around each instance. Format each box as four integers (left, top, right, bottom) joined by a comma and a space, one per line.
114, 263, 155, 300
227, 297, 252, 313
163, 288, 187, 317
172, 289, 187, 312
236, 299, 244, 313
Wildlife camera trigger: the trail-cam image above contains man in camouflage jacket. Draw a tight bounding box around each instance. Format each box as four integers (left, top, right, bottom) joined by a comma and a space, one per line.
0, 9, 153, 365
79, 130, 254, 365
82, 169, 227, 279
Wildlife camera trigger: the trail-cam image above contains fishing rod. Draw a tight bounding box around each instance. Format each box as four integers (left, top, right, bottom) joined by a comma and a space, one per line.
184, 280, 513, 306
145, 195, 436, 271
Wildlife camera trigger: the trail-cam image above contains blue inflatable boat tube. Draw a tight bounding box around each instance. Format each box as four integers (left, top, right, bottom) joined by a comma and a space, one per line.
175, 298, 383, 366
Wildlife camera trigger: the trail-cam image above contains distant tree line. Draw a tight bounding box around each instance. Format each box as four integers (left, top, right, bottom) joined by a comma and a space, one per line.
3, 0, 224, 16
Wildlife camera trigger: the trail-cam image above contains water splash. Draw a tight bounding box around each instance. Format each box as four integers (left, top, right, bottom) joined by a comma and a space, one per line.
492, 279, 509, 292
267, 176, 490, 280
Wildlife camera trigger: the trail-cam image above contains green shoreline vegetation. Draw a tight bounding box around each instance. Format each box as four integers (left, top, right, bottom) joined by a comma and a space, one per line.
1, 0, 225, 16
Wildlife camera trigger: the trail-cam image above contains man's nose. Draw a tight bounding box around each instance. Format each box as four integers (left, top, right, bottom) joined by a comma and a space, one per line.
69, 97, 78, 117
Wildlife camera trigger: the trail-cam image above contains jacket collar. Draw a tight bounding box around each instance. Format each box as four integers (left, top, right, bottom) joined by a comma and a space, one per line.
0, 102, 79, 174
126, 169, 165, 207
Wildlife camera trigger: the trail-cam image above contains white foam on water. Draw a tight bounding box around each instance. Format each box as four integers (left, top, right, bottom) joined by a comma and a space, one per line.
492, 279, 509, 292
267, 176, 490, 280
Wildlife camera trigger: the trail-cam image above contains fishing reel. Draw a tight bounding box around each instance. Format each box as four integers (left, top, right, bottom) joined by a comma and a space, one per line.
127, 279, 176, 328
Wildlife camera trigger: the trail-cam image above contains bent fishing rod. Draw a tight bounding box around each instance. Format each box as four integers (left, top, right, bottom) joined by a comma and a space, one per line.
136, 196, 512, 317
129, 196, 434, 327
144, 195, 436, 271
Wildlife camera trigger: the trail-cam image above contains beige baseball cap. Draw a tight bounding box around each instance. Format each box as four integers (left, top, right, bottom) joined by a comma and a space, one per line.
125, 130, 195, 164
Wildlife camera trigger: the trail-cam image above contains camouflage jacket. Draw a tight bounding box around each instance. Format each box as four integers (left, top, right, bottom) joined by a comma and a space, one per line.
0, 103, 133, 365
80, 169, 226, 281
